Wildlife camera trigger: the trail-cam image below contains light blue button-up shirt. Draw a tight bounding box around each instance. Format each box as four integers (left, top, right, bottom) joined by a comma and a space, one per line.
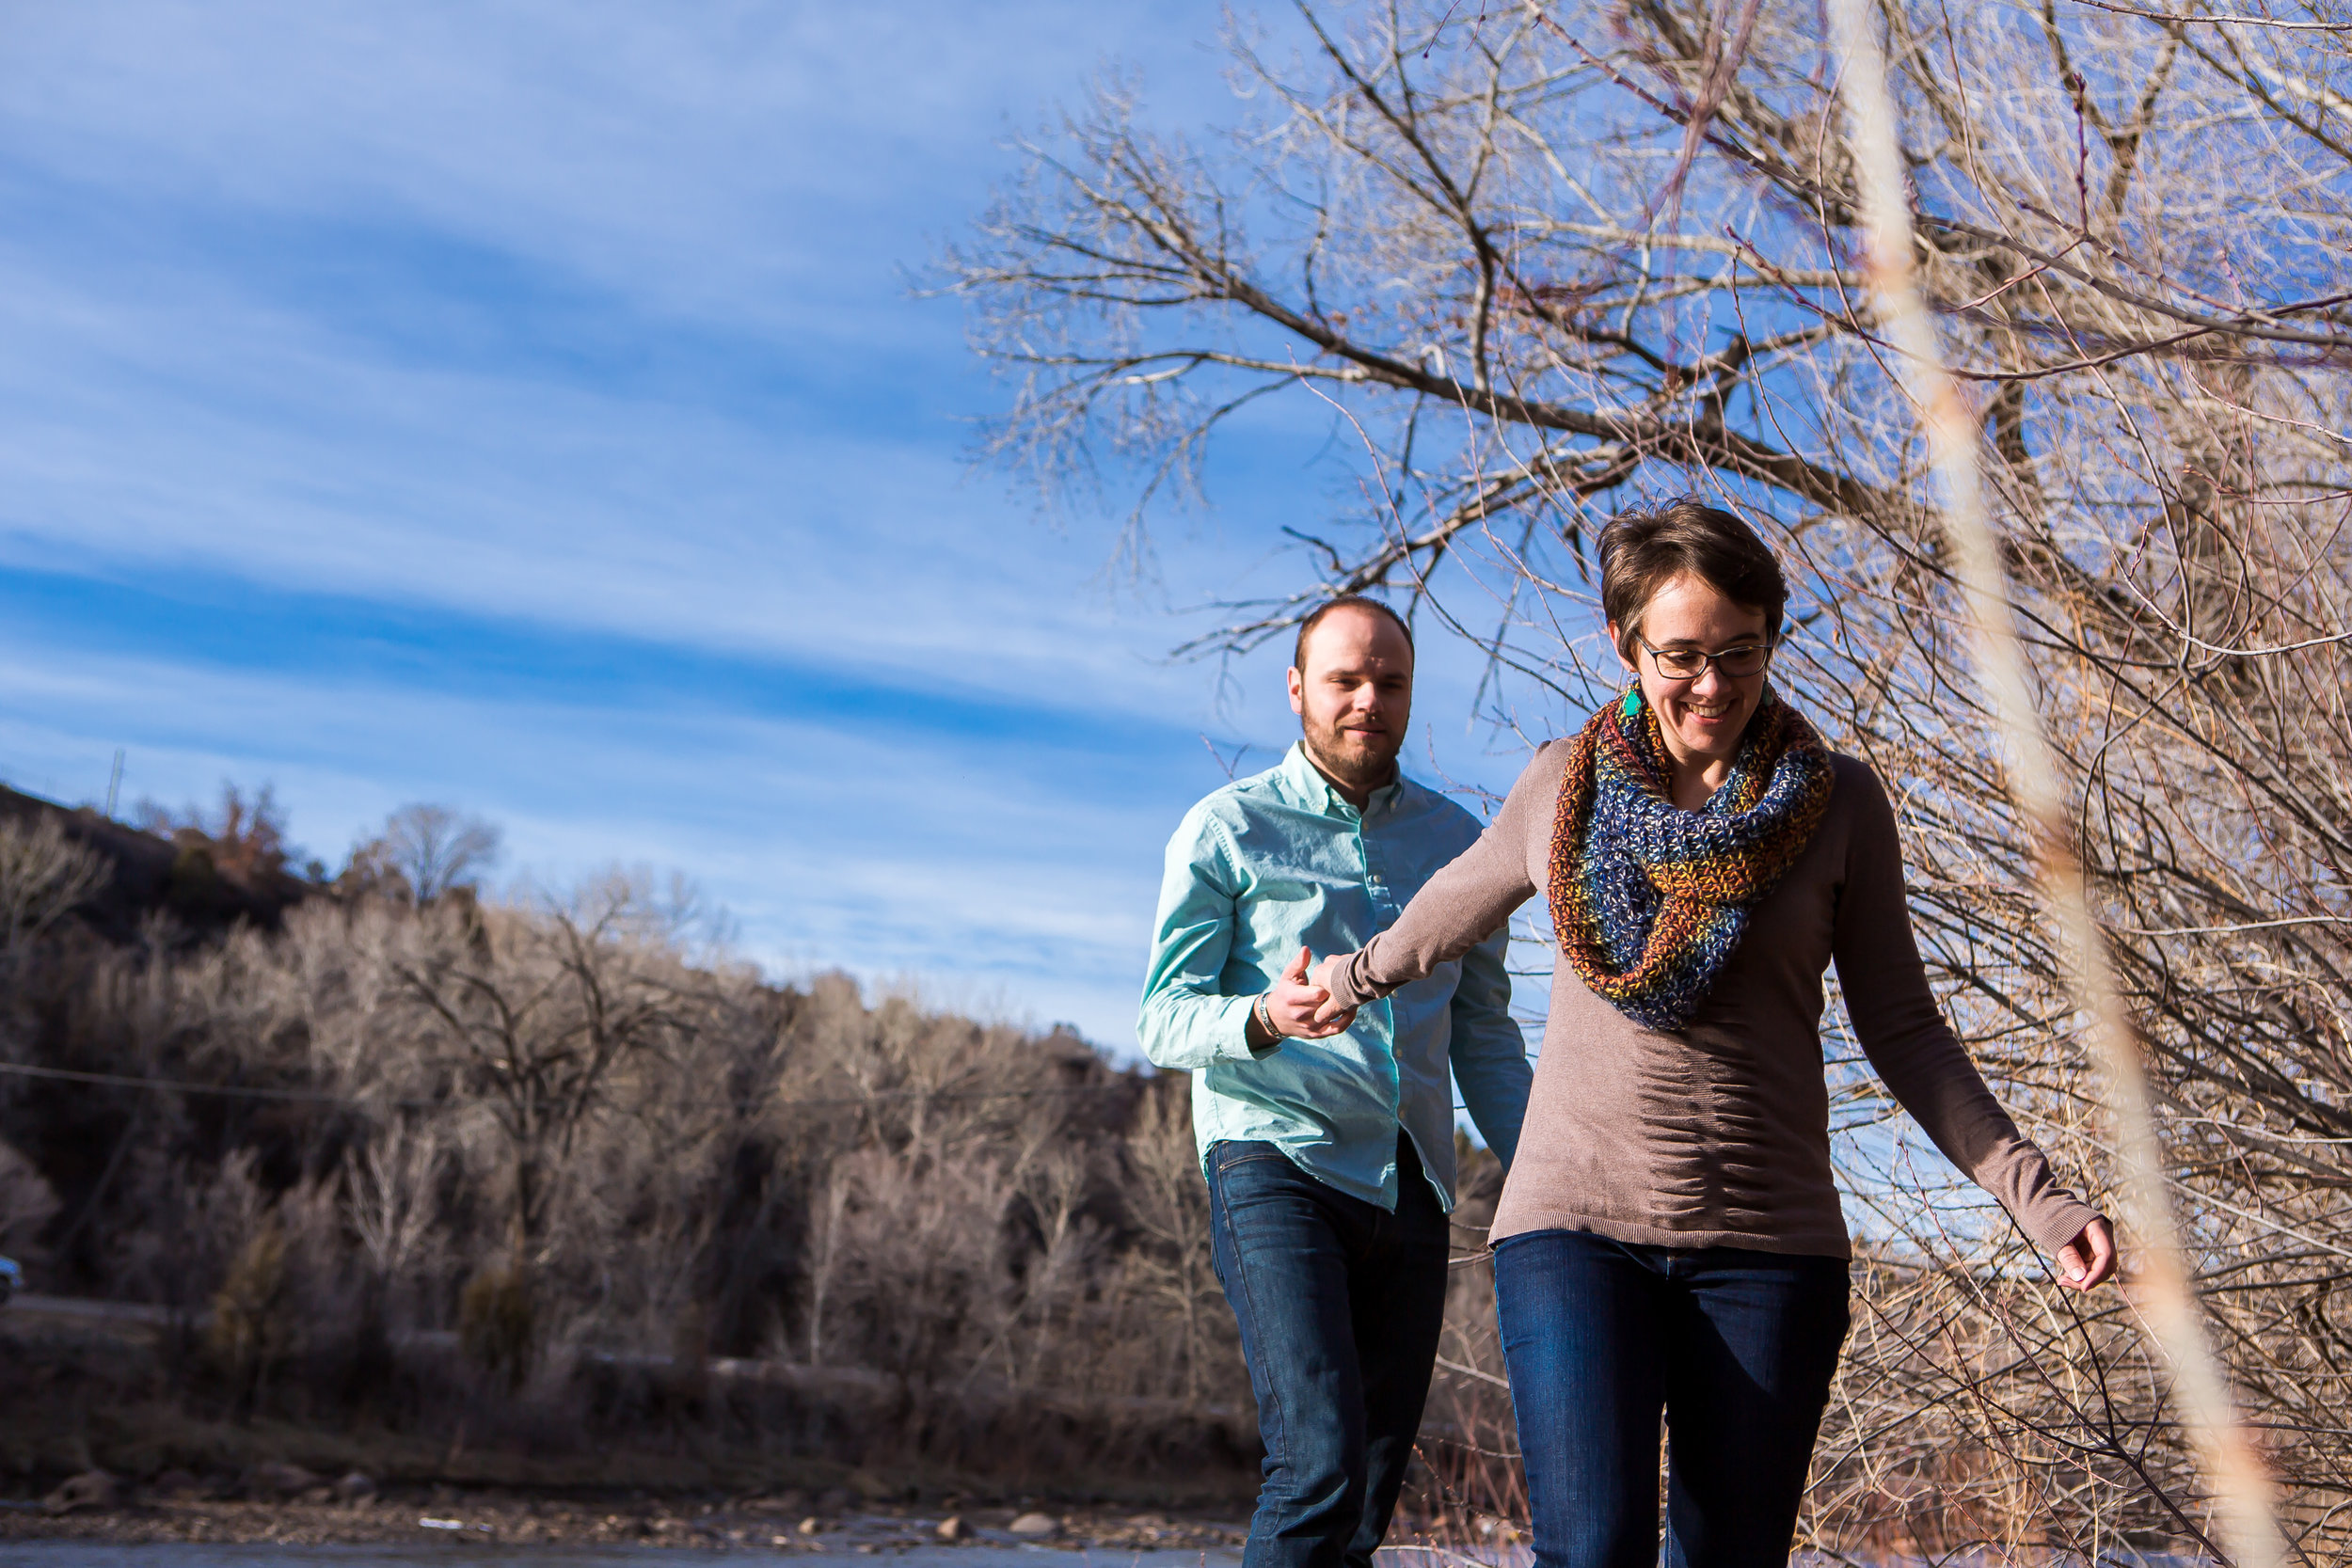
1137, 742, 1533, 1211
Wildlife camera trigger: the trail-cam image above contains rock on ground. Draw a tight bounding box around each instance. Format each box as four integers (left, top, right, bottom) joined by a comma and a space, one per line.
42, 1471, 117, 1515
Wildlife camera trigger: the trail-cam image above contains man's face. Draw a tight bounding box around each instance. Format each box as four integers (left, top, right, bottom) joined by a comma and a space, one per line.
1287, 607, 1414, 790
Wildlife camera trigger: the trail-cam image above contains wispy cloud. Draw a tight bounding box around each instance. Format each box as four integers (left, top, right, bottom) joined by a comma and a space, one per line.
0, 0, 1540, 1050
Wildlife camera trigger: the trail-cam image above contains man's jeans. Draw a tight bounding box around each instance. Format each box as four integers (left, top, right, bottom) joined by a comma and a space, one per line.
1493, 1229, 1851, 1568
1206, 1135, 1451, 1568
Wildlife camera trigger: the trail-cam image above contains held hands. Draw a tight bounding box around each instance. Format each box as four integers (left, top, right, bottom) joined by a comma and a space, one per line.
2057, 1216, 2119, 1291
1261, 946, 1357, 1041
1308, 953, 1352, 1025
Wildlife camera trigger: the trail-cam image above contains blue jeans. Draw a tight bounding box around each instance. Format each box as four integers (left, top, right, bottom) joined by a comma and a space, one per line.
1207, 1135, 1452, 1568
1492, 1229, 1851, 1568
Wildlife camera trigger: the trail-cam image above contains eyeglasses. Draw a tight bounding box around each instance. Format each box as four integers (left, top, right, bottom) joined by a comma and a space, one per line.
1637, 639, 1773, 681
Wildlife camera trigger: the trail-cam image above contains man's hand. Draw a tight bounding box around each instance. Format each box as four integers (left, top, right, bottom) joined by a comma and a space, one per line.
1261, 946, 1356, 1040
2057, 1217, 2118, 1291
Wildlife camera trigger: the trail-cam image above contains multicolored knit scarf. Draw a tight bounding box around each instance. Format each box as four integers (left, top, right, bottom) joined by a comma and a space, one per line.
1547, 688, 1835, 1031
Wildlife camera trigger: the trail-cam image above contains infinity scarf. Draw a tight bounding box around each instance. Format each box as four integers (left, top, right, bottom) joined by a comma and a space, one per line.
1547, 688, 1835, 1031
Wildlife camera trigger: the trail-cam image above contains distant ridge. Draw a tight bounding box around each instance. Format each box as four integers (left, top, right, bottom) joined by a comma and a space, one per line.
0, 784, 306, 941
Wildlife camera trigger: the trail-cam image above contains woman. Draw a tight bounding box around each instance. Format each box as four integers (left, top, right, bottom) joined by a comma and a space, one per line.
1310, 499, 2115, 1568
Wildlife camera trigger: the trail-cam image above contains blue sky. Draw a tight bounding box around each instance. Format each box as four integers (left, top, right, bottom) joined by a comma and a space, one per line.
0, 0, 1550, 1049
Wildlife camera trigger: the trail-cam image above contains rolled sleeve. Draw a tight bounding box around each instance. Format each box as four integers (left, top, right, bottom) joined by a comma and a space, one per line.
1137, 809, 1280, 1070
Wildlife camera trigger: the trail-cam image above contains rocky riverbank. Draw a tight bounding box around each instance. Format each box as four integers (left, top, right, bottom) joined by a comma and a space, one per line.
0, 1294, 1265, 1547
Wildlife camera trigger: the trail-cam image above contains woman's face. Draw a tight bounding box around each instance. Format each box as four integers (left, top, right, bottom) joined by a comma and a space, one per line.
1608, 573, 1772, 774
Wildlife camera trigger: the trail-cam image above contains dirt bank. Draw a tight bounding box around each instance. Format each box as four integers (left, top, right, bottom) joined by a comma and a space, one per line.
0, 1294, 1263, 1525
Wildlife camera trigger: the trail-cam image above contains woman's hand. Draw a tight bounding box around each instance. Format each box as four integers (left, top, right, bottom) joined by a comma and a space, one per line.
2057, 1217, 2118, 1291
1262, 946, 1357, 1040
1308, 954, 1352, 1023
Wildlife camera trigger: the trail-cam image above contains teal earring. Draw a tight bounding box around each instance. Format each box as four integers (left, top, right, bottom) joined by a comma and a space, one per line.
1620, 682, 1642, 720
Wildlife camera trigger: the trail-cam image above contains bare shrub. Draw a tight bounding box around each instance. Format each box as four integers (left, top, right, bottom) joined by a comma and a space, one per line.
1411, 1143, 1521, 1542
208, 1218, 290, 1406
0, 812, 1256, 1485
136, 784, 291, 882
813, 1142, 1015, 1389
459, 1264, 534, 1387
0, 1138, 60, 1257
1117, 1082, 1229, 1403
345, 1120, 441, 1293
0, 816, 106, 953
184, 1169, 371, 1412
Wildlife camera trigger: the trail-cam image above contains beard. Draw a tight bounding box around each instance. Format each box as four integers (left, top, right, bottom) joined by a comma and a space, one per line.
1302, 712, 1403, 792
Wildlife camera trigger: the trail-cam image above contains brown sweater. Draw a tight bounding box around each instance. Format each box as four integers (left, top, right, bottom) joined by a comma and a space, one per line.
1325, 744, 2102, 1259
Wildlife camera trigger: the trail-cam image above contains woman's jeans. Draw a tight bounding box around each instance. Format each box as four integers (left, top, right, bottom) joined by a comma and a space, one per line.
1492, 1229, 1851, 1568
1207, 1136, 1452, 1568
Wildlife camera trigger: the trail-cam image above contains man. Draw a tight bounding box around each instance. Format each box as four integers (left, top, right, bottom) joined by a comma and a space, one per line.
1138, 596, 1533, 1568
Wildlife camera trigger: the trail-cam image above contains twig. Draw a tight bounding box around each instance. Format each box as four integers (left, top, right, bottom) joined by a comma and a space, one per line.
1829, 8, 2288, 1568
1433, 1354, 1513, 1389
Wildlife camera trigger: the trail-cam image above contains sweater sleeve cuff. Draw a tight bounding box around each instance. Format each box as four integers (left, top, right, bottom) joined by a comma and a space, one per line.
2024, 1197, 2106, 1259
1324, 948, 1396, 1011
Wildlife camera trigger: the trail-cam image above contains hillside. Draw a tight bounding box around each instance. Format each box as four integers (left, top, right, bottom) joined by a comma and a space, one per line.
0, 785, 1515, 1531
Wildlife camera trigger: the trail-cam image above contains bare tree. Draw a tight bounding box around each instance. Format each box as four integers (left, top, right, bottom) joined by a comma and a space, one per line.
1119, 1084, 1226, 1403
948, 0, 2352, 1556
344, 1118, 443, 1287
0, 816, 107, 953
354, 803, 501, 903
0, 1137, 60, 1256
138, 784, 292, 880
2, 847, 1263, 1477
390, 881, 696, 1275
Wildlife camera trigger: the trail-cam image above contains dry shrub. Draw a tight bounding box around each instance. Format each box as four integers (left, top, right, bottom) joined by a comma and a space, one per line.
458, 1265, 534, 1387
0, 1138, 59, 1258
207, 1218, 289, 1402
0, 816, 106, 953
1406, 1144, 1523, 1543
0, 870, 1257, 1487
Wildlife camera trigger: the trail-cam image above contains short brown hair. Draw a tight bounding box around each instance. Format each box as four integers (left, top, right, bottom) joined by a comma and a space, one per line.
1597, 499, 1788, 657
1293, 594, 1415, 672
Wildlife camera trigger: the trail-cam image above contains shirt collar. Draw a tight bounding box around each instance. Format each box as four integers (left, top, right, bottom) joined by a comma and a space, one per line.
1279, 740, 1406, 819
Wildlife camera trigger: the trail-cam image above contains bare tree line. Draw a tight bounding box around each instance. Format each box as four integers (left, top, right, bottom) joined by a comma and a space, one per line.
0, 807, 1254, 1483
945, 0, 2352, 1559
